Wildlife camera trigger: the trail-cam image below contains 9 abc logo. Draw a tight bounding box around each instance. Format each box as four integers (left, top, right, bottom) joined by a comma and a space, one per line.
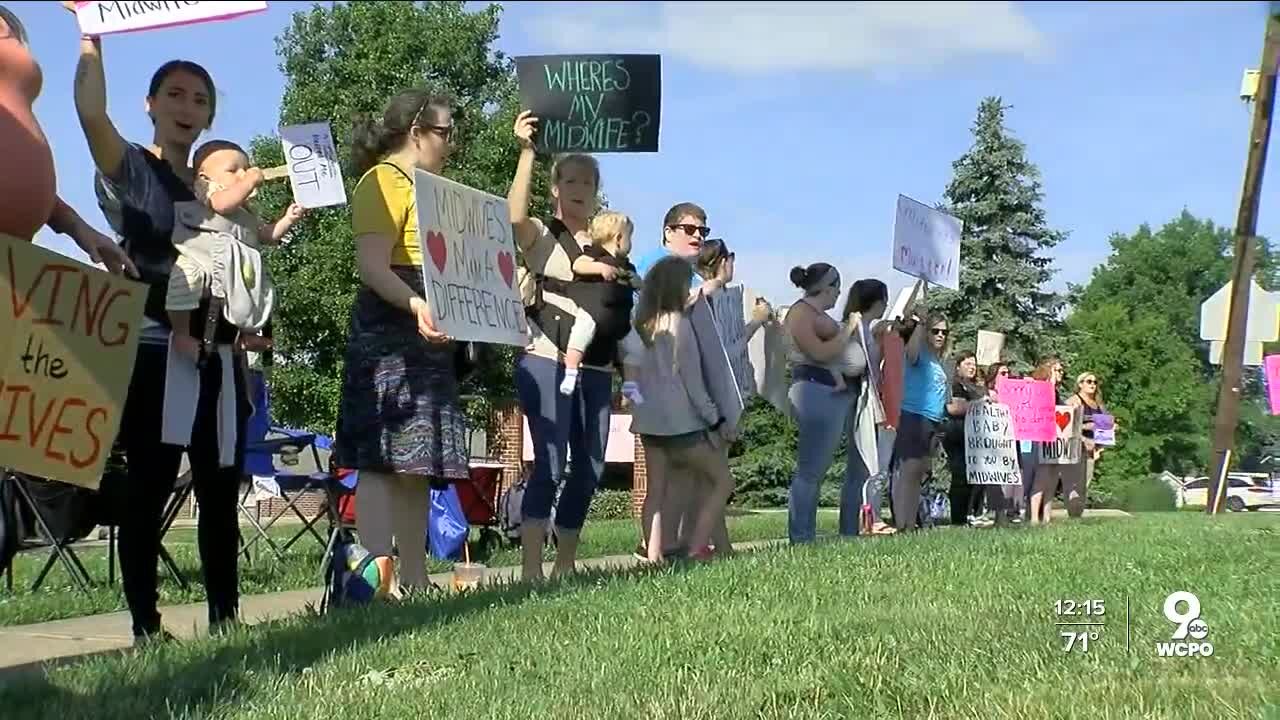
1156, 591, 1213, 658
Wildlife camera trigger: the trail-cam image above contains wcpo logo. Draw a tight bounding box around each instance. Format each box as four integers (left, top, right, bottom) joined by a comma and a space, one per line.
1156, 591, 1213, 657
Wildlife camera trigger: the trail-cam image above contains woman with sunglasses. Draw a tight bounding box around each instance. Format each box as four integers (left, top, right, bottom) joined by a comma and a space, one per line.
893, 302, 966, 532
335, 89, 468, 595
1067, 372, 1109, 518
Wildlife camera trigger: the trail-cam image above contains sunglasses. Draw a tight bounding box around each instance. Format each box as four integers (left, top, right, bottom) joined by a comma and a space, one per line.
998, 369, 1011, 376
421, 123, 455, 143
930, 328, 949, 336
670, 223, 711, 238
1082, 379, 1098, 385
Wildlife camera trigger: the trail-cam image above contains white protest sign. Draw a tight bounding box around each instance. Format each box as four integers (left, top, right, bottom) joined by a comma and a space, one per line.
964, 399, 1022, 485
708, 284, 754, 399
1037, 404, 1082, 465
892, 194, 962, 290
279, 122, 347, 209
414, 169, 528, 347
690, 296, 744, 431
976, 330, 1005, 366
74, 1, 267, 36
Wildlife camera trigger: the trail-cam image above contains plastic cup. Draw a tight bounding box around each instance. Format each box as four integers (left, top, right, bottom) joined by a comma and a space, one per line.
452, 562, 486, 592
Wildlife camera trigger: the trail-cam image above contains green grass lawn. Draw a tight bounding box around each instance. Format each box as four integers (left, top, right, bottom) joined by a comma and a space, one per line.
0, 509, 829, 627
2, 513, 1276, 719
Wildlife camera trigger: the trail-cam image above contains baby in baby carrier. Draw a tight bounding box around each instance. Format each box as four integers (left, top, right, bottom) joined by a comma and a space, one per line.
167, 140, 303, 364
558, 211, 643, 397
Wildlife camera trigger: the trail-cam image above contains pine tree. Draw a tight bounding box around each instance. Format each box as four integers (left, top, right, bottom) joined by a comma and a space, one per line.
928, 97, 1067, 368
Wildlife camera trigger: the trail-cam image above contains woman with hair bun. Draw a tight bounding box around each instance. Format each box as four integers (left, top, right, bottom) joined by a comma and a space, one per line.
782, 262, 871, 544
334, 88, 469, 595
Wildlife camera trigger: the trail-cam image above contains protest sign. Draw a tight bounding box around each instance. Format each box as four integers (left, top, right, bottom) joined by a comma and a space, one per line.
1037, 405, 1082, 465
976, 330, 1004, 366
0, 234, 146, 489
690, 295, 744, 431
413, 169, 527, 347
515, 54, 661, 153
964, 399, 1021, 485
74, 1, 267, 37
1265, 354, 1280, 415
892, 195, 962, 290
1093, 413, 1116, 446
279, 122, 346, 209
995, 377, 1056, 442
708, 284, 754, 400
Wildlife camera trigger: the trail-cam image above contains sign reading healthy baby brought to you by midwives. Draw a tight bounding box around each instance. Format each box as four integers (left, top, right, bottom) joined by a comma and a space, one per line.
414, 170, 529, 347
892, 194, 962, 290
73, 1, 268, 36
515, 54, 661, 153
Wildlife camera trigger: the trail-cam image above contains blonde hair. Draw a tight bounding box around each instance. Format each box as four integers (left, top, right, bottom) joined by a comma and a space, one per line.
587, 210, 633, 253
635, 256, 693, 347
549, 153, 600, 210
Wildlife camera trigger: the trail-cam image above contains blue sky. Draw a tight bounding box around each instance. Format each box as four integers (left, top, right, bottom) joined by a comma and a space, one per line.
19, 1, 1279, 307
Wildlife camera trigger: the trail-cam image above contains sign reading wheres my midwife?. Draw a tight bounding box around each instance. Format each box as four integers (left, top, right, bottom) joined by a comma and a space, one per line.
515, 54, 662, 154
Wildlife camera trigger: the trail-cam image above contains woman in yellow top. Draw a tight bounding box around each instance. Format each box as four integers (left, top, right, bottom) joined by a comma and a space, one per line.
335, 89, 469, 594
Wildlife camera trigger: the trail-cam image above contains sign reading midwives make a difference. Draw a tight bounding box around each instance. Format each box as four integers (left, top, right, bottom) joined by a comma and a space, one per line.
515, 54, 662, 153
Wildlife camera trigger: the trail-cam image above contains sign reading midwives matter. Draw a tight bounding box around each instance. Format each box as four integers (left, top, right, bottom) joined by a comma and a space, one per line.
279, 122, 347, 209
964, 399, 1021, 485
0, 235, 146, 489
413, 170, 528, 347
892, 194, 963, 290
73, 1, 267, 36
514, 54, 661, 153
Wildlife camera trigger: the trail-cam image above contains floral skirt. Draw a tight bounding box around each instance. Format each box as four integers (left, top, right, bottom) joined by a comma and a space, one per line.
334, 266, 470, 480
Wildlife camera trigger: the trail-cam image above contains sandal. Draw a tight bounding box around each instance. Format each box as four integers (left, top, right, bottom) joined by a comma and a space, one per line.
871, 523, 897, 536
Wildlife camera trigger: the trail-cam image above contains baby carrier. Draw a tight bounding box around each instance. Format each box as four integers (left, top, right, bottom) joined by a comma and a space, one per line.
171, 201, 275, 359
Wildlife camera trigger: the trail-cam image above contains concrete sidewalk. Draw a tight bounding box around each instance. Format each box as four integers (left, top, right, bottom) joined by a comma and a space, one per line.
0, 539, 785, 680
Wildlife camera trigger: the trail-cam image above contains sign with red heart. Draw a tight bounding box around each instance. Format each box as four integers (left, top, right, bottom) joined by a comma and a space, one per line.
413, 169, 528, 347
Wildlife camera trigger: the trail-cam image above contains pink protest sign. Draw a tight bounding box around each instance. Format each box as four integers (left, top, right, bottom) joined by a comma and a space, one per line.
1265, 355, 1280, 415
994, 377, 1056, 442
75, 1, 268, 37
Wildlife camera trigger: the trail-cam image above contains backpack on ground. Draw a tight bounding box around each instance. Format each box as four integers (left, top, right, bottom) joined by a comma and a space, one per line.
323, 529, 397, 611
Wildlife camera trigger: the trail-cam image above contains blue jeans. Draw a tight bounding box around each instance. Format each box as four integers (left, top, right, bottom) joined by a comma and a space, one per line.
787, 380, 868, 544
514, 353, 613, 530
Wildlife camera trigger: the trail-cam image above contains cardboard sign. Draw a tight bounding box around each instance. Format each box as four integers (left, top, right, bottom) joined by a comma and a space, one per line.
708, 284, 754, 400
0, 235, 146, 489
964, 399, 1022, 485
1093, 413, 1116, 446
279, 122, 346, 209
690, 295, 744, 431
515, 54, 661, 153
976, 330, 1004, 366
1266, 354, 1280, 415
995, 377, 1056, 442
892, 194, 962, 290
1037, 404, 1081, 465
414, 169, 528, 347
74, 0, 267, 36
747, 287, 788, 415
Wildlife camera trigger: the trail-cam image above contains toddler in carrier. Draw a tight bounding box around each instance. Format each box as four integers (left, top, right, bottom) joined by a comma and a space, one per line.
811, 312, 868, 392
167, 139, 303, 362
558, 210, 644, 399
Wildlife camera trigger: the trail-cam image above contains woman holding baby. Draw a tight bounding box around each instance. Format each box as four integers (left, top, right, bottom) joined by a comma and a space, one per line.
783, 263, 883, 544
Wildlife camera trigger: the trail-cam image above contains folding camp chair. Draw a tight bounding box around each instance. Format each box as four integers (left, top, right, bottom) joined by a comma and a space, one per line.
1, 469, 95, 594
238, 370, 336, 561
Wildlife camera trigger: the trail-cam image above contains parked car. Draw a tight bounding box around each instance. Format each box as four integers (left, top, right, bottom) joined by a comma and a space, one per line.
1177, 476, 1278, 511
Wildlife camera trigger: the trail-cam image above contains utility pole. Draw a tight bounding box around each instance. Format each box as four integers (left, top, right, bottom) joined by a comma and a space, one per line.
1207, 11, 1280, 514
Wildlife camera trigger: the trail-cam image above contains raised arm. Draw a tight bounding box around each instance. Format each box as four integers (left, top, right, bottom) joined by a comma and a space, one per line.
508, 111, 540, 253
72, 36, 127, 180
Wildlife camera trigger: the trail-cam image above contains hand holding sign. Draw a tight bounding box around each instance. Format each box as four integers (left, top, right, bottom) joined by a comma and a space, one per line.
514, 111, 539, 151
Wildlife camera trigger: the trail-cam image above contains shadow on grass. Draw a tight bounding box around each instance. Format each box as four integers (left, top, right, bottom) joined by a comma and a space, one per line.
0, 554, 717, 720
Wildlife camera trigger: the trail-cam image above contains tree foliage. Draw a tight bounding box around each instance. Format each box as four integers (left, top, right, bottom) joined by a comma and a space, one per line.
928, 97, 1067, 368
248, 1, 548, 433
1067, 212, 1280, 497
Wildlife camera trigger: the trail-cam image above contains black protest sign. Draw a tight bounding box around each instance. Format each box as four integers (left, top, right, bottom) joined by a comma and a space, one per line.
515, 54, 661, 153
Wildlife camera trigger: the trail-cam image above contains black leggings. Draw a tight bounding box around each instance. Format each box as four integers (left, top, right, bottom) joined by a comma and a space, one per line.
115, 343, 249, 637
947, 449, 984, 524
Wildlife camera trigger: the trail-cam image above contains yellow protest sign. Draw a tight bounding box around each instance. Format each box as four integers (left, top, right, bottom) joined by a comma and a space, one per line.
0, 234, 146, 489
